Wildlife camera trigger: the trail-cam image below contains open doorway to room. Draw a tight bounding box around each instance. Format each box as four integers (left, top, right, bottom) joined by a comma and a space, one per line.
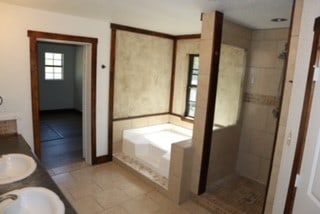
28, 31, 98, 169
37, 42, 85, 169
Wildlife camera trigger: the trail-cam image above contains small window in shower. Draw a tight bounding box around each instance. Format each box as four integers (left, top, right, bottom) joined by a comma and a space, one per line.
185, 54, 199, 118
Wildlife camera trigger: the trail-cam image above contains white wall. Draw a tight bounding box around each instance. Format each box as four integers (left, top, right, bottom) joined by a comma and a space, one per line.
273, 0, 320, 212
0, 2, 110, 156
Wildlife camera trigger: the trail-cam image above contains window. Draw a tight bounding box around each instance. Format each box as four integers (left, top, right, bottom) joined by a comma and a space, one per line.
185, 54, 199, 118
44, 52, 64, 80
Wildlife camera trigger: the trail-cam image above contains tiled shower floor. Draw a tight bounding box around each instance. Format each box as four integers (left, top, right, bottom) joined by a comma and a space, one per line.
195, 175, 266, 214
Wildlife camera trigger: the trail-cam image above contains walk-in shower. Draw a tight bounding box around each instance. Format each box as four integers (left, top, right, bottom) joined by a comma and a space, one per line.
201, 28, 289, 213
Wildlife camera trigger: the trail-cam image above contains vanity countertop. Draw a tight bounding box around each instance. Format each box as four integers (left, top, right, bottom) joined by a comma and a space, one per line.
0, 134, 76, 213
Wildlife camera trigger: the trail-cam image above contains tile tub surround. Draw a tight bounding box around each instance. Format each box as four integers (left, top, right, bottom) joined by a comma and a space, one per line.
0, 135, 76, 213
0, 120, 17, 135
48, 161, 212, 214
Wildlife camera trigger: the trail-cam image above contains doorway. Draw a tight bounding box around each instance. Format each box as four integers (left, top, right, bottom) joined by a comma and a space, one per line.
37, 42, 84, 169
28, 31, 98, 166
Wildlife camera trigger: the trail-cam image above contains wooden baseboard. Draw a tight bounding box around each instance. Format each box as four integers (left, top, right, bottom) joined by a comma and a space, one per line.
94, 154, 112, 164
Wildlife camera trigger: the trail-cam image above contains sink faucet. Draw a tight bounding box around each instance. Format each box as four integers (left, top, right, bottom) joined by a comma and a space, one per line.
0, 194, 18, 203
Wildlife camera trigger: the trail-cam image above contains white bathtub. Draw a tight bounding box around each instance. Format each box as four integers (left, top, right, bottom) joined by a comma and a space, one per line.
122, 123, 192, 178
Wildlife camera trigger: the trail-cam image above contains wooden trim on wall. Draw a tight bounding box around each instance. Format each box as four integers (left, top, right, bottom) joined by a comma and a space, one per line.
90, 39, 98, 164
27, 30, 99, 164
175, 34, 201, 40
113, 112, 169, 122
95, 154, 112, 164
284, 16, 320, 213
169, 40, 177, 113
198, 11, 224, 194
108, 28, 117, 160
29, 35, 41, 159
110, 23, 175, 40
28, 31, 98, 44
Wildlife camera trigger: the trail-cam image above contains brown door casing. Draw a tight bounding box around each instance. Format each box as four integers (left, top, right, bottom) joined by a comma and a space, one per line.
28, 30, 99, 164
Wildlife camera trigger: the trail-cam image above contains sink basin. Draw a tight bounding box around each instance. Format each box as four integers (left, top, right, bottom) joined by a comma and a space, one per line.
0, 154, 36, 184
0, 187, 65, 214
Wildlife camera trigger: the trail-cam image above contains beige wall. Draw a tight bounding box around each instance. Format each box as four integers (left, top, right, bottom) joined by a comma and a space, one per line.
172, 39, 200, 115
237, 28, 289, 185
172, 40, 247, 127
215, 44, 247, 126
114, 30, 173, 118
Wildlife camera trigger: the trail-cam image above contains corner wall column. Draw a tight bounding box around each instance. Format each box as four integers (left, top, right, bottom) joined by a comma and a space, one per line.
190, 11, 224, 194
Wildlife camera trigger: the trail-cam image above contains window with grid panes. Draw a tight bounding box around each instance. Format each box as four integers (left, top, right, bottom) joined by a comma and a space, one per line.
185, 54, 199, 118
44, 52, 64, 80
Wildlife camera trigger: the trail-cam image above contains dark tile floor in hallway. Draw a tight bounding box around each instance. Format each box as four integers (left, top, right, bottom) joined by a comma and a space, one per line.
40, 110, 83, 169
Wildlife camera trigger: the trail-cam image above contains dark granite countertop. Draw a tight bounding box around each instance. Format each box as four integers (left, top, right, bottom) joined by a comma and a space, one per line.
0, 134, 76, 213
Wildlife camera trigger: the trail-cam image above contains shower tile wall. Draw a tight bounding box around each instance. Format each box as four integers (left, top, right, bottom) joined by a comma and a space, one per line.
237, 28, 289, 184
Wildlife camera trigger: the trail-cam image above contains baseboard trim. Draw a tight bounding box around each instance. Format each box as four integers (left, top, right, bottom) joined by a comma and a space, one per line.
94, 154, 112, 164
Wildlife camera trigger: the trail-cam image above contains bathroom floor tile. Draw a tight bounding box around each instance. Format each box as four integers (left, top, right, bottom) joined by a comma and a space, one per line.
72, 196, 103, 214
94, 188, 132, 209
68, 182, 103, 200
121, 194, 161, 214
99, 206, 130, 214
49, 161, 211, 214
180, 200, 213, 214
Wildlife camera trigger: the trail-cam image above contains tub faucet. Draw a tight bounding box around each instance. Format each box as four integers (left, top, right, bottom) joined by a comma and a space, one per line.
0, 194, 18, 203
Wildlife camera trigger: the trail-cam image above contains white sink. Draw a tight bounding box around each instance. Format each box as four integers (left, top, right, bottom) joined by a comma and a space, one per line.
0, 154, 36, 184
0, 187, 65, 214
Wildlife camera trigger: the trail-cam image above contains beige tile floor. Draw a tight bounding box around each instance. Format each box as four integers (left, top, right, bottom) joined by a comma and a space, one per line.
48, 161, 212, 214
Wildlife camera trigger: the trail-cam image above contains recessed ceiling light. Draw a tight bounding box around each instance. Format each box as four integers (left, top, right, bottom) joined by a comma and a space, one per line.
271, 18, 287, 22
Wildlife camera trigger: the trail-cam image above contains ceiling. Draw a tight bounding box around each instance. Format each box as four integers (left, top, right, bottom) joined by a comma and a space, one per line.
0, 0, 294, 34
